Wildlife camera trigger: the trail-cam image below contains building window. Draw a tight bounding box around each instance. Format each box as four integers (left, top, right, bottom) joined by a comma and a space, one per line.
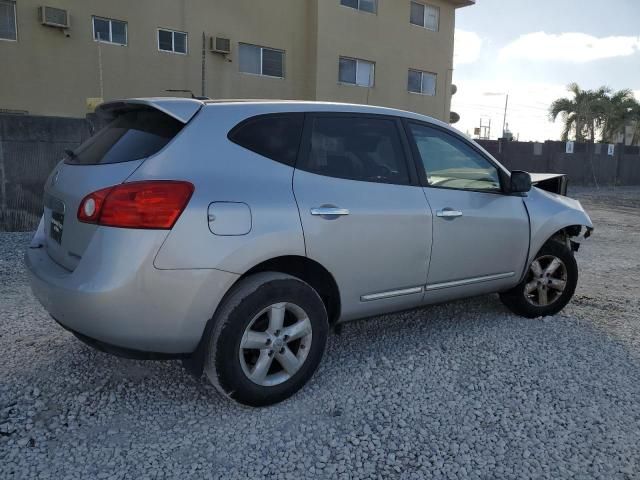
92, 16, 127, 45
410, 2, 439, 31
408, 69, 436, 95
339, 57, 375, 87
340, 0, 377, 14
239, 43, 284, 78
158, 29, 187, 54
0, 0, 17, 41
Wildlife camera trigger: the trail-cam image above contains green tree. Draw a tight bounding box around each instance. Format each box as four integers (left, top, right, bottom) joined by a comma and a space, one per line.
549, 83, 609, 142
600, 89, 639, 144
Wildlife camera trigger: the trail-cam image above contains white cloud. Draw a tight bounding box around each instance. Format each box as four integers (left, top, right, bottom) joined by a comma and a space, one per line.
500, 32, 640, 63
454, 29, 482, 66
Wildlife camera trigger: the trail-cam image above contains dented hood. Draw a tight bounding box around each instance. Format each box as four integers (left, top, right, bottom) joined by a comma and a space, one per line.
529, 172, 568, 196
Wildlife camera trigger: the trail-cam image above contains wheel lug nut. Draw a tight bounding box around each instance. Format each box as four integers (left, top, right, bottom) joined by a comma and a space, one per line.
283, 335, 289, 341
279, 347, 285, 354
265, 339, 271, 346
268, 350, 274, 357
275, 330, 280, 336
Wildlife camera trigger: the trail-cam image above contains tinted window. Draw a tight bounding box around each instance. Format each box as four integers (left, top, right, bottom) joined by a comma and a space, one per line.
93, 17, 110, 42
111, 20, 127, 44
408, 123, 501, 191
228, 114, 304, 167
0, 0, 17, 41
302, 116, 409, 184
158, 29, 173, 51
410, 1, 424, 26
173, 32, 187, 53
262, 48, 284, 77
66, 108, 183, 165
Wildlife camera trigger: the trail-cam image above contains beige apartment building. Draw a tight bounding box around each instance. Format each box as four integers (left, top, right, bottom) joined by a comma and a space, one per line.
0, 0, 473, 120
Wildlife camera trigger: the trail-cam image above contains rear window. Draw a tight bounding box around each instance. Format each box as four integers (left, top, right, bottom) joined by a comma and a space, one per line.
65, 108, 183, 165
228, 113, 304, 167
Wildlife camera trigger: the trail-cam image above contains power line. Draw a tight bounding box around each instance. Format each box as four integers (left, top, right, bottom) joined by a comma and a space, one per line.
453, 101, 550, 112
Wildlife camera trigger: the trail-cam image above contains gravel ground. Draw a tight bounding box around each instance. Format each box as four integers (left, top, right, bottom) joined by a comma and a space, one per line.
1, 187, 639, 479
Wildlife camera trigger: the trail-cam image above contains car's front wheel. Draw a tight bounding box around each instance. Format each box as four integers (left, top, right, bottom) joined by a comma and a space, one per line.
204, 272, 328, 406
500, 240, 578, 318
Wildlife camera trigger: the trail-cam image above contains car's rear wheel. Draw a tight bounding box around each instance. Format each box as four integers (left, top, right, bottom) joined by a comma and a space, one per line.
204, 272, 328, 406
499, 240, 578, 318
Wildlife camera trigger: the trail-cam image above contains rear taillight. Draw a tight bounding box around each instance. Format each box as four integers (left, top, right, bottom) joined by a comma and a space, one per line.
77, 181, 194, 229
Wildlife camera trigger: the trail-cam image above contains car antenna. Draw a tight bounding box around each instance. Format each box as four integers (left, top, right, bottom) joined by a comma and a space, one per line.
165, 89, 210, 101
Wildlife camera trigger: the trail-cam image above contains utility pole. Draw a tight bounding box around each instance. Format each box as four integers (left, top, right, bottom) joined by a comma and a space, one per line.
501, 94, 509, 138
97, 33, 104, 99
201, 32, 206, 98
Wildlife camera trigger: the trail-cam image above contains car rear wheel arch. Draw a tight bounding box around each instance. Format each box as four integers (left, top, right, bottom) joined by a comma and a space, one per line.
182, 256, 340, 378
242, 256, 341, 326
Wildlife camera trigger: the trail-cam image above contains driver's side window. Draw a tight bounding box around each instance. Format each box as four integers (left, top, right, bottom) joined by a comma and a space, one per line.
408, 123, 501, 192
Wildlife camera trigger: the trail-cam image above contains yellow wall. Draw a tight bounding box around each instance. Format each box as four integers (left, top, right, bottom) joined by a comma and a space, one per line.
0, 0, 469, 120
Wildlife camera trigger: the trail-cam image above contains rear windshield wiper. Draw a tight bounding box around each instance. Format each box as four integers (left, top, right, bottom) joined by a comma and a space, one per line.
63, 149, 76, 161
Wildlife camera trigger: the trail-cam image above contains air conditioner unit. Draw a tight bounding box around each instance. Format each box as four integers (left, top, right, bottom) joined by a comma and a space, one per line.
210, 36, 231, 55
39, 6, 70, 28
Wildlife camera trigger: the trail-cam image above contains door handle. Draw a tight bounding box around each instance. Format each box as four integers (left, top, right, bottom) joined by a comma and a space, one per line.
436, 208, 463, 218
310, 207, 350, 216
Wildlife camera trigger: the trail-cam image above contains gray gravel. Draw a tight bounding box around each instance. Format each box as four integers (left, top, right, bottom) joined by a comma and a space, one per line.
2, 187, 640, 479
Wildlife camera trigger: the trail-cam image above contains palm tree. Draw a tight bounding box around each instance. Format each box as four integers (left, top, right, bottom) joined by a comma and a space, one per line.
549, 83, 609, 142
600, 89, 639, 144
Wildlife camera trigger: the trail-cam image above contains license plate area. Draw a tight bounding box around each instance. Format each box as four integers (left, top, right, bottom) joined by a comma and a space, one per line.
50, 211, 64, 244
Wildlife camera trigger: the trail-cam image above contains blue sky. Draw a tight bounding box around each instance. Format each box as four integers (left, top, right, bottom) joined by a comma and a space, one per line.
451, 0, 640, 141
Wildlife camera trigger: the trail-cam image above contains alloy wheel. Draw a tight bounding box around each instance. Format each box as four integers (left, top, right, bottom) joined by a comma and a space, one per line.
239, 302, 313, 387
524, 255, 568, 307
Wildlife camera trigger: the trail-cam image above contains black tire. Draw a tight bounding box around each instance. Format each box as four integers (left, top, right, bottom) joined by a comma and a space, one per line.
500, 240, 578, 318
204, 272, 328, 407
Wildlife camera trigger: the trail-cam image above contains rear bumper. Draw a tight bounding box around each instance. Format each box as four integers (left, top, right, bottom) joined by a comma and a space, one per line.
26, 223, 239, 354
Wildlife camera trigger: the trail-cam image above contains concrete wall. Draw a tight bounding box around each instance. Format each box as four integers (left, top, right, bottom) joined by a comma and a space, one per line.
0, 114, 93, 231
0, 0, 468, 121
477, 140, 640, 188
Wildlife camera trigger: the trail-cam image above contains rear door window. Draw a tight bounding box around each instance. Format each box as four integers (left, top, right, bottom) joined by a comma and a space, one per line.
299, 115, 410, 185
66, 108, 183, 165
228, 113, 304, 167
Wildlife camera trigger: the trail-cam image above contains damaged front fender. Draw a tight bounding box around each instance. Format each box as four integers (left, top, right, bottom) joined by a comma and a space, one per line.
524, 187, 593, 268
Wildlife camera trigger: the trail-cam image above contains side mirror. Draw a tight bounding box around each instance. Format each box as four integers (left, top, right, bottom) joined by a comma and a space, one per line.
510, 170, 532, 194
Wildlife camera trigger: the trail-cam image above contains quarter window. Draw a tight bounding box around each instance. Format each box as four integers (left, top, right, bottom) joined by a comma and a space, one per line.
239, 43, 284, 78
0, 0, 17, 41
302, 116, 410, 185
340, 0, 377, 13
408, 123, 501, 191
339, 57, 375, 87
408, 69, 436, 95
228, 114, 304, 167
92, 16, 127, 45
410, 2, 439, 31
158, 28, 187, 54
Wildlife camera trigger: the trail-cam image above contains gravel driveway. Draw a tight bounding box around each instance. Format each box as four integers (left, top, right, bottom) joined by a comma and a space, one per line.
1, 187, 639, 479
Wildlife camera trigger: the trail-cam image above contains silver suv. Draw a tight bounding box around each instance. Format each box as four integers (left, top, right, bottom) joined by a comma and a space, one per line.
27, 99, 593, 406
